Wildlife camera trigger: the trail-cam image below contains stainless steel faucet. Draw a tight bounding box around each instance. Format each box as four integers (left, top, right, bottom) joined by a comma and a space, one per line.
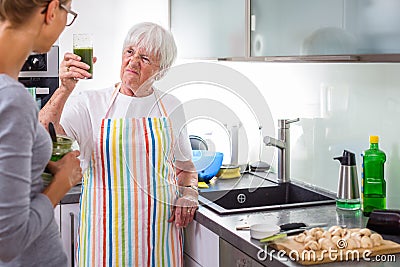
263, 118, 300, 183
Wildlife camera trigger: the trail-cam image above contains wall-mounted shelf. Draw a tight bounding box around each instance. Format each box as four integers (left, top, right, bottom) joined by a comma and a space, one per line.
218, 54, 400, 63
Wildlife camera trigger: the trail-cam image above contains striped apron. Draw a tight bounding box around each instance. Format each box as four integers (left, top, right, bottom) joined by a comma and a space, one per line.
76, 85, 183, 266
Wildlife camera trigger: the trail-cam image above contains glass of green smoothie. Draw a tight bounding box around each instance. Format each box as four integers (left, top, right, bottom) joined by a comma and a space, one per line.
73, 33, 93, 79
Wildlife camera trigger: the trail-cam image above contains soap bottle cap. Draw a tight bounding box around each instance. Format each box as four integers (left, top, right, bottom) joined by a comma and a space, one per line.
334, 150, 356, 166
370, 135, 379, 144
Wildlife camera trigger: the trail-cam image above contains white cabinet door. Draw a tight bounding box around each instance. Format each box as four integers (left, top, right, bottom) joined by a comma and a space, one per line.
54, 204, 61, 233
251, 0, 400, 57
251, 0, 344, 56
184, 253, 202, 267
60, 203, 80, 267
170, 0, 246, 58
184, 220, 219, 267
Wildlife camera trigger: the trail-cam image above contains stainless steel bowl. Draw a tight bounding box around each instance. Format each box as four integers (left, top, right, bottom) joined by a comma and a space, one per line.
189, 135, 208, 150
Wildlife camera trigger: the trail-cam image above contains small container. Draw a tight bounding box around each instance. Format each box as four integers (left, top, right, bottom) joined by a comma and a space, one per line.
42, 135, 74, 187
51, 135, 74, 161
366, 209, 400, 235
334, 150, 361, 210
249, 224, 280, 240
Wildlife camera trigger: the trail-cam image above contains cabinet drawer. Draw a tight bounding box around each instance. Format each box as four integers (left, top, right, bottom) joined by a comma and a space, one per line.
184, 221, 219, 267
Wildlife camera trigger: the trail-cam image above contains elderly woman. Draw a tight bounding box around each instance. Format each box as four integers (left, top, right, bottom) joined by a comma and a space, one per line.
39, 22, 198, 266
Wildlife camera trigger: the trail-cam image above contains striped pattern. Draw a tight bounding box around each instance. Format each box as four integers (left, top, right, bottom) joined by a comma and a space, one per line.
76, 116, 183, 266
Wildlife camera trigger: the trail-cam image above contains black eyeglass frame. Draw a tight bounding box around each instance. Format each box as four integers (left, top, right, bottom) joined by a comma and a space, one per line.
59, 4, 77, 26
41, 1, 78, 27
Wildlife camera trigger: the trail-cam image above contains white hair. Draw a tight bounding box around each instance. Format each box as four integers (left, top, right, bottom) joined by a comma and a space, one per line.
123, 22, 177, 70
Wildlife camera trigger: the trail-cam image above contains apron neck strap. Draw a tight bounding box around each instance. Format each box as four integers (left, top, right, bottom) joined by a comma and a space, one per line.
105, 82, 169, 118
104, 83, 121, 118
153, 90, 169, 117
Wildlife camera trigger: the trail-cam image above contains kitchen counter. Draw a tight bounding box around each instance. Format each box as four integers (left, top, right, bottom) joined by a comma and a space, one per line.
196, 201, 400, 266
195, 172, 400, 266
61, 173, 400, 266
61, 183, 81, 204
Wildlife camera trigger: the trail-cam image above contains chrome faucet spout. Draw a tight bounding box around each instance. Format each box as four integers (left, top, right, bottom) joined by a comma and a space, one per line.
263, 118, 299, 183
263, 136, 285, 150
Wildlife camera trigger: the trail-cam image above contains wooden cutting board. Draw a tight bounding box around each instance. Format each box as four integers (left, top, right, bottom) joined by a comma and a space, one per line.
270, 236, 400, 265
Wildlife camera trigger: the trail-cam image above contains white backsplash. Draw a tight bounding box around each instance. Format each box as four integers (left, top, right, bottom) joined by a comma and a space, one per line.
215, 61, 400, 208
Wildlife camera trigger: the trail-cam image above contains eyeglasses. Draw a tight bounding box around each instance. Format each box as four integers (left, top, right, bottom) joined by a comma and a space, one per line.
124, 48, 159, 67
41, 2, 78, 27
59, 4, 78, 27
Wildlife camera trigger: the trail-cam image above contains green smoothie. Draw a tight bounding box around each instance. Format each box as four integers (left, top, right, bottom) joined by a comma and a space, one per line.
43, 135, 74, 187
51, 135, 74, 161
73, 47, 93, 78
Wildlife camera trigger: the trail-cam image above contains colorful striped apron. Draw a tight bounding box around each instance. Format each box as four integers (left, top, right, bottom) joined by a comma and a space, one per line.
76, 85, 183, 266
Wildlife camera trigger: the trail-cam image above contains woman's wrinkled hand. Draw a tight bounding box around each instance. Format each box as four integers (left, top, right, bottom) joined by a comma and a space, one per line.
59, 52, 97, 90
168, 193, 199, 228
46, 150, 82, 187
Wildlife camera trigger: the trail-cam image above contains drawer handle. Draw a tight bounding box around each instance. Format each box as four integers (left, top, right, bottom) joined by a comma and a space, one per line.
69, 212, 75, 267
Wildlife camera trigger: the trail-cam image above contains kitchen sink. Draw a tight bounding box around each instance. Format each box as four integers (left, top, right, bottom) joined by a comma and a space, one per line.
198, 182, 336, 215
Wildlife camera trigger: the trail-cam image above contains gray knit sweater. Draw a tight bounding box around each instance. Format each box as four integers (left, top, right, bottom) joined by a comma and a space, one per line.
0, 75, 67, 266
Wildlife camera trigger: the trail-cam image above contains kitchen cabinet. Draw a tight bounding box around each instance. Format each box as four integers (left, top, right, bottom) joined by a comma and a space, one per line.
219, 238, 263, 267
54, 204, 61, 232
251, 0, 344, 57
170, 0, 400, 62
183, 253, 202, 267
184, 220, 219, 267
251, 0, 400, 59
170, 0, 247, 58
60, 203, 80, 267
344, 0, 400, 54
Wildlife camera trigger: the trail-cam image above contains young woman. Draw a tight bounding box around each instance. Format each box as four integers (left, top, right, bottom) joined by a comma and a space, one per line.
0, 1, 82, 266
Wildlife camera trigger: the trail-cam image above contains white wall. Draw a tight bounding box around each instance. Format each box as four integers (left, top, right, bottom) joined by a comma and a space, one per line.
58, 0, 169, 90
220, 61, 400, 208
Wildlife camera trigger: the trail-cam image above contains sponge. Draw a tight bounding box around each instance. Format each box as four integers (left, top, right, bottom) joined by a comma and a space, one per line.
198, 181, 209, 189
217, 166, 241, 179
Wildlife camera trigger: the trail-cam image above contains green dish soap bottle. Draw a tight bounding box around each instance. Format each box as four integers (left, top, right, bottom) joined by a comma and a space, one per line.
362, 136, 386, 216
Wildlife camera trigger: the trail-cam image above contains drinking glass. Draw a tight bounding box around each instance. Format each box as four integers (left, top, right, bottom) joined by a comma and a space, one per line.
73, 33, 93, 78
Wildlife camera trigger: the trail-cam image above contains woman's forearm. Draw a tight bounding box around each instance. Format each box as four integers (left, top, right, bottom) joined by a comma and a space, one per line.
175, 160, 198, 186
38, 85, 72, 134
175, 160, 198, 199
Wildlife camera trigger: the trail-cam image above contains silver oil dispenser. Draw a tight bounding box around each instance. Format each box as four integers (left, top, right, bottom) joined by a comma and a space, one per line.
334, 150, 361, 210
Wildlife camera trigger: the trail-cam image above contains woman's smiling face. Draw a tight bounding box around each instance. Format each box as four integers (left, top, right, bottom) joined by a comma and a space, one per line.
120, 46, 160, 96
